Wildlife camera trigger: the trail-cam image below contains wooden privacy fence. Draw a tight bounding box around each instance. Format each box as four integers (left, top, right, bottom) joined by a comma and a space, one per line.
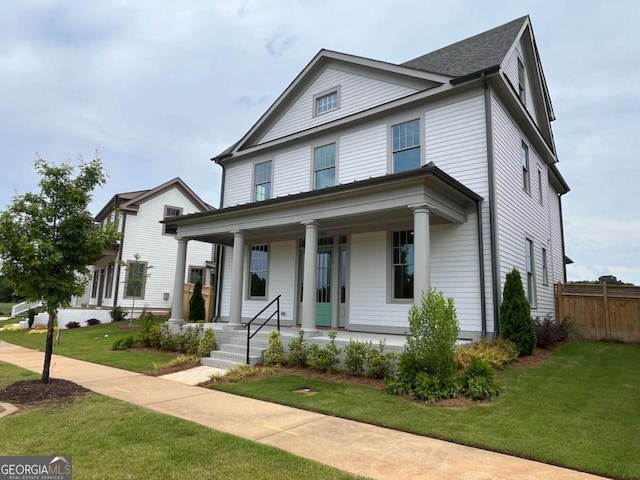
183, 283, 215, 321
555, 283, 640, 343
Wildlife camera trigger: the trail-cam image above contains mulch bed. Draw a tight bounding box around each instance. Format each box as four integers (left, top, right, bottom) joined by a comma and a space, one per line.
0, 379, 91, 405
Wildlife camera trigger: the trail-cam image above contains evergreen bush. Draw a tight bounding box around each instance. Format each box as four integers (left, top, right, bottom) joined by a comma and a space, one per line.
263, 330, 287, 366
307, 330, 341, 373
197, 327, 218, 357
500, 268, 536, 356
343, 340, 368, 376
287, 329, 308, 367
365, 340, 397, 380
188, 279, 206, 322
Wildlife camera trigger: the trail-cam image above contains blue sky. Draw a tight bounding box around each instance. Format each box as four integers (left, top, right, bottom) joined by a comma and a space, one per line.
1, 0, 639, 284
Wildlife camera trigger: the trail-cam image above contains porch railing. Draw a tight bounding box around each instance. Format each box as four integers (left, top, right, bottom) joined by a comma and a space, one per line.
244, 295, 281, 364
11, 300, 43, 318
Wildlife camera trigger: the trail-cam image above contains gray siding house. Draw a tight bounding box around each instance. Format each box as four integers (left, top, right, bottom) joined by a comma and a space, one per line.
167, 16, 569, 340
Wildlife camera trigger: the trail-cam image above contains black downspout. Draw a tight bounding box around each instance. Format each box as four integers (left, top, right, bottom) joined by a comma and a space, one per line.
482, 73, 502, 337
558, 193, 568, 283
112, 212, 127, 307
476, 200, 487, 339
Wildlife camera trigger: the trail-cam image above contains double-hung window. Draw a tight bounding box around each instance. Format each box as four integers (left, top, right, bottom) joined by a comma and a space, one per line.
525, 239, 536, 305
105, 262, 115, 299
518, 58, 526, 104
392, 230, 414, 300
125, 261, 147, 299
521, 142, 530, 193
254, 161, 272, 201
542, 247, 549, 286
189, 267, 204, 285
315, 90, 339, 115
163, 206, 183, 235
249, 245, 268, 298
314, 143, 336, 189
392, 119, 421, 173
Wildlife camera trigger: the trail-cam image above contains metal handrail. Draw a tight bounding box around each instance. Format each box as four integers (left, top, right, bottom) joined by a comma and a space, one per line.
244, 295, 281, 364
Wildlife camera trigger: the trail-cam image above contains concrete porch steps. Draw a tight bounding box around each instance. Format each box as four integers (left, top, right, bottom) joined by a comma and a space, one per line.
201, 329, 275, 369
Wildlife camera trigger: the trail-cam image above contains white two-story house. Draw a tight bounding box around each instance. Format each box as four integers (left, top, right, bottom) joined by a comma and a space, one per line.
86, 177, 217, 318
168, 16, 569, 340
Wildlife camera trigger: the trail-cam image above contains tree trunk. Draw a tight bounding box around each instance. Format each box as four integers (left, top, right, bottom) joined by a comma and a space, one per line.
41, 309, 56, 384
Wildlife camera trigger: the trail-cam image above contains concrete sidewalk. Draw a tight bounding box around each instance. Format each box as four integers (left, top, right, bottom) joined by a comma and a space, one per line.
0, 341, 604, 480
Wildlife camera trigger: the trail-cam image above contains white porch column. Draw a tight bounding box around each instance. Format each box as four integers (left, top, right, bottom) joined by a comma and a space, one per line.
169, 237, 188, 324
228, 230, 245, 328
301, 221, 318, 332
412, 205, 431, 304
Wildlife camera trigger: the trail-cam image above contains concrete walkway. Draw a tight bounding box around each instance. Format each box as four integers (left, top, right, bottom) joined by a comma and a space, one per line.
0, 341, 604, 480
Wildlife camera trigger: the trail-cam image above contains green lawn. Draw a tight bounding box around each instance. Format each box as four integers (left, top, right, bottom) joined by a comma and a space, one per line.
0, 318, 176, 372
0, 302, 16, 316
211, 342, 640, 480
0, 362, 360, 480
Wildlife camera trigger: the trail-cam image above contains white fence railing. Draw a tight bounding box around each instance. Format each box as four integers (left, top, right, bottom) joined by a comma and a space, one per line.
10, 300, 43, 318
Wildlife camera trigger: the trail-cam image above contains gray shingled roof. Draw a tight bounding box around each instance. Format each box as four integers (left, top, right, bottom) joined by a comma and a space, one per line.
401, 16, 528, 78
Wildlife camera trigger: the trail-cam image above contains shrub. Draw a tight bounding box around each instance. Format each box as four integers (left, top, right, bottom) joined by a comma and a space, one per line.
344, 340, 368, 376
65, 321, 81, 329
159, 324, 181, 351
500, 268, 536, 356
414, 373, 461, 403
179, 325, 202, 355
137, 314, 161, 348
188, 279, 206, 322
86, 318, 101, 326
109, 305, 128, 322
225, 364, 260, 383
456, 338, 519, 369
307, 330, 341, 373
263, 330, 287, 367
197, 327, 218, 357
112, 335, 135, 350
287, 329, 308, 367
535, 314, 572, 348
395, 289, 459, 398
462, 355, 500, 401
365, 340, 397, 380
153, 354, 200, 370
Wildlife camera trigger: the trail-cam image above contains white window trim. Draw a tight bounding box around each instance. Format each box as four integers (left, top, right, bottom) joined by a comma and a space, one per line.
311, 140, 339, 190
252, 160, 273, 202
247, 243, 269, 300
313, 86, 341, 117
124, 260, 148, 300
188, 266, 205, 285
389, 117, 423, 174
163, 205, 183, 235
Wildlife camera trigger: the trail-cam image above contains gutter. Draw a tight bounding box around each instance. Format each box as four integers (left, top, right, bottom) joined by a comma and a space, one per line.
451, 65, 500, 86
482, 73, 502, 337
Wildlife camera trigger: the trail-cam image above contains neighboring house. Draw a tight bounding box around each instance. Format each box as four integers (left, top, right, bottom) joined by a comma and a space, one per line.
168, 16, 569, 340
88, 177, 215, 317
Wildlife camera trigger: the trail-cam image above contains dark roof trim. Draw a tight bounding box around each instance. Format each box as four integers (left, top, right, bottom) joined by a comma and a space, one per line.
450, 65, 500, 85
164, 165, 482, 225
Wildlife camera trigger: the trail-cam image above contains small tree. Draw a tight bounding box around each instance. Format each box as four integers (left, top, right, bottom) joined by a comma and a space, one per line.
0, 156, 119, 383
500, 268, 536, 356
188, 279, 206, 322
121, 253, 152, 321
263, 330, 286, 367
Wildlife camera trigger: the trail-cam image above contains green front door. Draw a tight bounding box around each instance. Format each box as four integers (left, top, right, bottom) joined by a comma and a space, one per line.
316, 248, 332, 327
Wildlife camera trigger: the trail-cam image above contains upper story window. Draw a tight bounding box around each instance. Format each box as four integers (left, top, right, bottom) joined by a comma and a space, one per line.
518, 57, 526, 104
537, 169, 544, 204
163, 205, 183, 235
521, 142, 530, 193
314, 143, 336, 189
249, 244, 268, 298
525, 239, 536, 306
392, 119, 421, 173
315, 89, 339, 116
254, 161, 272, 201
392, 230, 414, 300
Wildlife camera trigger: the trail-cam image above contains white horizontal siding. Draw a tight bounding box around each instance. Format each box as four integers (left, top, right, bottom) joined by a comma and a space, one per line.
259, 67, 418, 144
273, 146, 311, 197
548, 188, 565, 287
503, 42, 538, 126
492, 94, 555, 318
348, 231, 411, 328
339, 124, 388, 183
430, 215, 482, 333
223, 162, 253, 208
